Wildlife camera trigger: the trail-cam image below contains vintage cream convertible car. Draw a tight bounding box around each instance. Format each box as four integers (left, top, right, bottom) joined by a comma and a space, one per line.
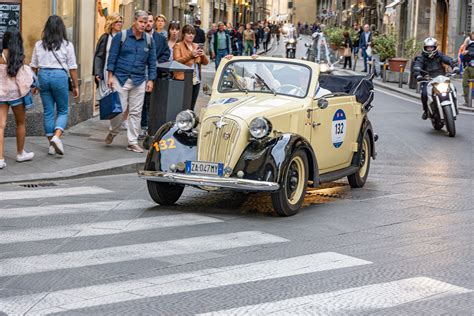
138, 56, 377, 216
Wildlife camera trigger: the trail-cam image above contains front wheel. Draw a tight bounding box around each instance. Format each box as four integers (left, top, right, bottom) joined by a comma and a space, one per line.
443, 106, 456, 137
348, 132, 371, 188
147, 181, 184, 205
271, 149, 309, 216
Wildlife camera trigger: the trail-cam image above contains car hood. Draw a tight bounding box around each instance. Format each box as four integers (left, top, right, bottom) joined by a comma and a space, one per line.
204, 94, 304, 125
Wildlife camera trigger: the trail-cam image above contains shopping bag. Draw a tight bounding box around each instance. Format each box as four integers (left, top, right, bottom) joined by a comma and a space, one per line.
99, 90, 122, 120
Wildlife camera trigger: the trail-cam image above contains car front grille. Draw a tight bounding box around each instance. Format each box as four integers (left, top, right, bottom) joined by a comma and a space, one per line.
198, 117, 241, 167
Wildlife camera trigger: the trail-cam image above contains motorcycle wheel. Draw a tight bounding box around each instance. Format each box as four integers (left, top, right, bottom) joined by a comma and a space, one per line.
443, 106, 456, 137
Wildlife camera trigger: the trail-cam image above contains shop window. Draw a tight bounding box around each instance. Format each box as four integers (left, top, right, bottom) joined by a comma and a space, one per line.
56, 0, 76, 42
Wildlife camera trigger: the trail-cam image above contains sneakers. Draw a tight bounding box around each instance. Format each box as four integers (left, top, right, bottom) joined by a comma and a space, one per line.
421, 112, 428, 120
50, 136, 64, 155
48, 145, 55, 155
138, 128, 148, 140
105, 132, 116, 145
120, 120, 128, 130
0, 159, 5, 169
16, 151, 35, 162
127, 144, 144, 153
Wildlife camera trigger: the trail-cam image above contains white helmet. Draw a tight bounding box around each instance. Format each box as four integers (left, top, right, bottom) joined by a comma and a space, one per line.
422, 37, 438, 58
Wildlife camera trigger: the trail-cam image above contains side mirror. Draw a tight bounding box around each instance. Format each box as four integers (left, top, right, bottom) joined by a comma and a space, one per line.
317, 98, 329, 109
202, 83, 211, 96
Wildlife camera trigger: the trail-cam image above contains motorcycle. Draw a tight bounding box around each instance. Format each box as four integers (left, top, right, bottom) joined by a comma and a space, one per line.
285, 37, 297, 58
418, 70, 459, 137
303, 32, 339, 73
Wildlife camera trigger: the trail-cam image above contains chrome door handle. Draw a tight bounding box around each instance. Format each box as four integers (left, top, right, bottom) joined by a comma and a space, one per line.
312, 122, 321, 128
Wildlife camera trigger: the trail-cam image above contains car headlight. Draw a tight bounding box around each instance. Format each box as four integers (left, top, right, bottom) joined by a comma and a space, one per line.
249, 117, 272, 139
176, 110, 197, 131
436, 83, 450, 94
289, 38, 295, 44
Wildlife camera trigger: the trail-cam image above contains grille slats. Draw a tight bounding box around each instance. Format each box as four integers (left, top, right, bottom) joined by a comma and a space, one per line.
198, 117, 241, 166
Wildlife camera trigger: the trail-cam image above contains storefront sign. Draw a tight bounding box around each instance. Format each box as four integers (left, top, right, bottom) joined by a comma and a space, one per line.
0, 1, 21, 48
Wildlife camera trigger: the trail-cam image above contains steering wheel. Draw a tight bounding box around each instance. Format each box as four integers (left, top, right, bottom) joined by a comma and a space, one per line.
277, 84, 305, 96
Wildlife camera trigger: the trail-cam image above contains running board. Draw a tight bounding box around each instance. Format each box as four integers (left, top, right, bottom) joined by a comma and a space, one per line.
319, 166, 359, 184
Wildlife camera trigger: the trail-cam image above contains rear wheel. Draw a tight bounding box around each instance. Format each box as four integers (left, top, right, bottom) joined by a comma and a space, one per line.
348, 133, 371, 188
147, 181, 184, 206
271, 149, 309, 216
443, 106, 456, 137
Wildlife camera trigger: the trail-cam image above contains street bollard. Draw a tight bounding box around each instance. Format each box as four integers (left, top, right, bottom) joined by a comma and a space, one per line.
398, 65, 405, 88
382, 63, 388, 82
469, 80, 474, 108
352, 53, 358, 71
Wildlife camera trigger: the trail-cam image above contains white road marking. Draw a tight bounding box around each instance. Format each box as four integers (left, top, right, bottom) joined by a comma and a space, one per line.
0, 200, 154, 219
0, 231, 287, 277
0, 252, 371, 315
375, 88, 419, 105
0, 214, 223, 244
200, 277, 472, 315
0, 186, 112, 201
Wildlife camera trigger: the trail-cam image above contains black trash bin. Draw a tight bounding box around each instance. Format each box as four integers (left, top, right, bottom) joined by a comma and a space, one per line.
145, 61, 194, 149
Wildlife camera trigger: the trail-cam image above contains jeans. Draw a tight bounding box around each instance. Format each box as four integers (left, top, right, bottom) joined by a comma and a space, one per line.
141, 91, 151, 129
38, 69, 69, 137
361, 47, 371, 71
215, 49, 229, 70
110, 77, 146, 145
244, 40, 254, 56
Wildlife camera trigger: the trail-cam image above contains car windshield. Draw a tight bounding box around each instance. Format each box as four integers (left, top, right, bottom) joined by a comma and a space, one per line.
218, 60, 311, 98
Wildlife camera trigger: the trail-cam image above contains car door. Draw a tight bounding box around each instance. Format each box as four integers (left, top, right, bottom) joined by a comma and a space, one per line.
310, 95, 358, 173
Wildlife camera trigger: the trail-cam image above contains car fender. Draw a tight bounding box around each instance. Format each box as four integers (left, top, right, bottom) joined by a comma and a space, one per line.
351, 117, 376, 168
145, 122, 197, 172
232, 133, 319, 188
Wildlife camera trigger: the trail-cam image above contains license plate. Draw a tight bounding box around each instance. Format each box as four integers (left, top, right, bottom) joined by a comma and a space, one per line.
185, 161, 224, 177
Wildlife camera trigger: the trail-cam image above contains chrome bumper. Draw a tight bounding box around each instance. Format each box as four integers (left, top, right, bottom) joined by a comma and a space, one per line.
138, 170, 280, 192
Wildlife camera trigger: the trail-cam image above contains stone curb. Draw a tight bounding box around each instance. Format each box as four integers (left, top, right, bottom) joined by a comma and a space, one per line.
338, 69, 474, 113
0, 158, 145, 185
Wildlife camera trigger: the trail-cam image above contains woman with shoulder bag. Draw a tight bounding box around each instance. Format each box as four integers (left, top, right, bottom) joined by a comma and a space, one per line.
173, 25, 209, 111
31, 15, 79, 156
0, 27, 36, 169
342, 31, 353, 69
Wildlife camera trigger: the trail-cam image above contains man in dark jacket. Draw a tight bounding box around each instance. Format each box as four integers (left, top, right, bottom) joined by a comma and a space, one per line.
139, 12, 171, 139
413, 37, 458, 119
193, 19, 206, 45
358, 24, 372, 72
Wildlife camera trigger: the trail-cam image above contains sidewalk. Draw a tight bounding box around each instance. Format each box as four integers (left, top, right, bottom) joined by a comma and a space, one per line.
336, 55, 473, 112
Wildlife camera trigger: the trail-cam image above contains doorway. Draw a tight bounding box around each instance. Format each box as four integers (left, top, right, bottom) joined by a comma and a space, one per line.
435, 0, 448, 54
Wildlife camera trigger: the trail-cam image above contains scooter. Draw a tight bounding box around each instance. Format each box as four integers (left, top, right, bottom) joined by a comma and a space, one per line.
285, 37, 297, 59
418, 70, 459, 137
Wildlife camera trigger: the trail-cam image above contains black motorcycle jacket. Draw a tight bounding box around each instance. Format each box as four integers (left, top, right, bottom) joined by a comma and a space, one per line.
413, 52, 457, 78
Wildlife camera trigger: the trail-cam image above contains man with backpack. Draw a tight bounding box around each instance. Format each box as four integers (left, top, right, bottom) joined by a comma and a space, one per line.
106, 10, 156, 153
462, 31, 474, 105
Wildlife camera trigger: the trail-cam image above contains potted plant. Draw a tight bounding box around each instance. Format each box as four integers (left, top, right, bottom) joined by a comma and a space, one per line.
372, 33, 406, 71
324, 27, 345, 51
403, 37, 423, 62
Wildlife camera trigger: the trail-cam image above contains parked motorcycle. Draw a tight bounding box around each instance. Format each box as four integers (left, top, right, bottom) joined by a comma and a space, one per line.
285, 37, 297, 58
418, 70, 459, 137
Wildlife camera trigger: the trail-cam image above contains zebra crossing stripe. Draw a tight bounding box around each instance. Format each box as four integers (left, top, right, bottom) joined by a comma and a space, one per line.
0, 186, 112, 201
0, 252, 371, 314
0, 200, 154, 219
0, 214, 224, 244
0, 231, 287, 277
199, 277, 472, 315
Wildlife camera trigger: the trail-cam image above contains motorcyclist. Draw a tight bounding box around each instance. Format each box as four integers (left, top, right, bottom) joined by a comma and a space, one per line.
413, 37, 459, 120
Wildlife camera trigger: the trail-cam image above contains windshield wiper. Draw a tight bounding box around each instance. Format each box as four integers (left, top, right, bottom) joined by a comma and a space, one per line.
254, 73, 277, 96
229, 69, 248, 94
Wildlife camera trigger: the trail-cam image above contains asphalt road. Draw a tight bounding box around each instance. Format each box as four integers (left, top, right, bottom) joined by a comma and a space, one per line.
0, 40, 473, 315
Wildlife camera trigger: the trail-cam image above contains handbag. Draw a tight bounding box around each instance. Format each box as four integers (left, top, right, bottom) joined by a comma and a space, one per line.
99, 89, 122, 120
51, 49, 74, 91
343, 47, 351, 57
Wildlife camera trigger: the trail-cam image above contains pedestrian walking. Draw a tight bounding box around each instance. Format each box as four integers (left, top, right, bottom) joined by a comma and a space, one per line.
275, 24, 281, 45
31, 15, 79, 156
167, 21, 181, 61
93, 13, 127, 131
210, 22, 232, 70
139, 12, 171, 140
342, 31, 353, 69
193, 19, 206, 45
155, 14, 167, 38
243, 23, 256, 56
236, 25, 244, 56
262, 26, 271, 52
352, 22, 362, 59
0, 27, 35, 169
359, 24, 372, 73
173, 25, 209, 110
461, 31, 474, 104
207, 23, 217, 55
105, 10, 157, 153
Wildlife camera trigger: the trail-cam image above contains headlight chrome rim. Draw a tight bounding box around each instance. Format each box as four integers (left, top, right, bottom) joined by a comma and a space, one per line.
176, 110, 197, 132
249, 117, 272, 139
